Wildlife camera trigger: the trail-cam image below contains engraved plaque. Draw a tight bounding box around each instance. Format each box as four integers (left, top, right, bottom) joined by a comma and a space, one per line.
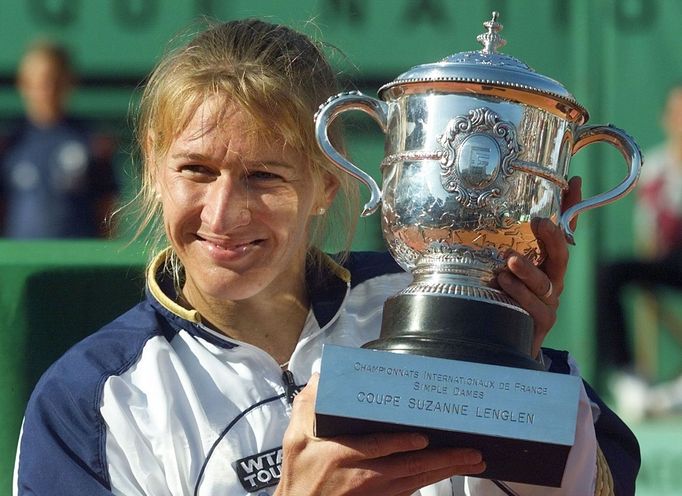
458, 134, 501, 188
316, 345, 582, 487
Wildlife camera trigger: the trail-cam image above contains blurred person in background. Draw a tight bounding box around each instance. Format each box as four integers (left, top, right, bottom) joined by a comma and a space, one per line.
0, 40, 119, 238
596, 83, 682, 421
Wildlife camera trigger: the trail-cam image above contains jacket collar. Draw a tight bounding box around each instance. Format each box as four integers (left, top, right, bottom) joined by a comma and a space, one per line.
145, 248, 351, 332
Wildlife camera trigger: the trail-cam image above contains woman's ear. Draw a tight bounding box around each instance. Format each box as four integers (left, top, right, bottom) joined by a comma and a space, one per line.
320, 172, 340, 210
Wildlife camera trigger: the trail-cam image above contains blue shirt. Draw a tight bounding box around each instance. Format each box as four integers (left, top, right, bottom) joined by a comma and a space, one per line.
0, 118, 116, 238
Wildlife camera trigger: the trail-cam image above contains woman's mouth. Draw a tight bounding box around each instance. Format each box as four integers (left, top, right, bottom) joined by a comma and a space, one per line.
197, 235, 265, 260
211, 239, 261, 250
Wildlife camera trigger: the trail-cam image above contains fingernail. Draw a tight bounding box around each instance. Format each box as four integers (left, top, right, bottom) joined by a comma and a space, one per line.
412, 433, 429, 448
497, 271, 512, 285
468, 460, 487, 474
463, 449, 483, 464
505, 255, 523, 271
469, 451, 483, 464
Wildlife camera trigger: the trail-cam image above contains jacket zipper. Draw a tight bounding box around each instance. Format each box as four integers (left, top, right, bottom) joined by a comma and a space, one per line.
281, 369, 301, 405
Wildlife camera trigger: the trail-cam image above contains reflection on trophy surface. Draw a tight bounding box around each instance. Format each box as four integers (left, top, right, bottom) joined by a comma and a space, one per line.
313, 11, 641, 486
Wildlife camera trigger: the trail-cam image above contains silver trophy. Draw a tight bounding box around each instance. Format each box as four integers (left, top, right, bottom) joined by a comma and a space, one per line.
315, 12, 641, 370
313, 13, 641, 485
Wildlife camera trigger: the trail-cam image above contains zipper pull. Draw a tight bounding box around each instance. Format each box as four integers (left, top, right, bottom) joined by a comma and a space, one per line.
281, 369, 301, 405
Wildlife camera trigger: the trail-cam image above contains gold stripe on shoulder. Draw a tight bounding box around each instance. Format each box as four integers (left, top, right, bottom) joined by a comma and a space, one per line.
146, 249, 202, 324
320, 251, 350, 283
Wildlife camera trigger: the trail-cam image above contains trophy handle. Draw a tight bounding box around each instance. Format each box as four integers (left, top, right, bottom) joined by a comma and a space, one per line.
315, 91, 388, 216
559, 124, 643, 244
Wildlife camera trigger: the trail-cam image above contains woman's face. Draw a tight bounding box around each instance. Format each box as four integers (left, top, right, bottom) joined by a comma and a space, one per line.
155, 99, 336, 304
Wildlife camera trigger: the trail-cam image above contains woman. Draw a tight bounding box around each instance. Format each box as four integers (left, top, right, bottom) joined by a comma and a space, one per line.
14, 19, 639, 495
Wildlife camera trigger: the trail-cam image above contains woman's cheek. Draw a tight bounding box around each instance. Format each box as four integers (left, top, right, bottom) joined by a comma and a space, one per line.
168, 183, 209, 214
259, 190, 306, 217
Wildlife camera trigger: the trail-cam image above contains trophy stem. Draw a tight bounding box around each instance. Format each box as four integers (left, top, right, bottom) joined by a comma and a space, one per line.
364, 292, 542, 371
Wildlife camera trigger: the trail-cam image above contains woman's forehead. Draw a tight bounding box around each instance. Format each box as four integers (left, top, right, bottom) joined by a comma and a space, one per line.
175, 98, 277, 145
168, 100, 312, 168
176, 103, 268, 148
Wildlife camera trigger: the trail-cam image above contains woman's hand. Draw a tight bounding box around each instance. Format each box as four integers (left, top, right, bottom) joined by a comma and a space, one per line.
274, 374, 485, 496
496, 176, 582, 357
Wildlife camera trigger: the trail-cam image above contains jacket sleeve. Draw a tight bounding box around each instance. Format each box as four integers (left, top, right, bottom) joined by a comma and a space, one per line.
548, 348, 641, 496
14, 367, 114, 495
462, 349, 640, 496
583, 380, 641, 495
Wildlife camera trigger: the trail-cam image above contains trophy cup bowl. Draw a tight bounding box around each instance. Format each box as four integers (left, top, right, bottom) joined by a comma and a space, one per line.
313, 12, 642, 486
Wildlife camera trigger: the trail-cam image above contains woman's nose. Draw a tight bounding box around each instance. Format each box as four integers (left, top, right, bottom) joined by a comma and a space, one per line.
201, 177, 251, 232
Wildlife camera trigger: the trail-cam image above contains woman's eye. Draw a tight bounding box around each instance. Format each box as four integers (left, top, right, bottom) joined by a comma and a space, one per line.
181, 164, 213, 176
248, 170, 282, 181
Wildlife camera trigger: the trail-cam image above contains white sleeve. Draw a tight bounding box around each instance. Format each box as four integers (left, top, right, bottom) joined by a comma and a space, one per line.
102, 375, 184, 496
463, 357, 598, 496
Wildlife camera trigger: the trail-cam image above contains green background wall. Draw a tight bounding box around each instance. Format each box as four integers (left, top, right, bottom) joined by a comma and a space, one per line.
2, 0, 681, 493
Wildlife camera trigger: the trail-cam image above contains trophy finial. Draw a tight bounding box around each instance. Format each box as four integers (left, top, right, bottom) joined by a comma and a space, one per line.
477, 11, 507, 54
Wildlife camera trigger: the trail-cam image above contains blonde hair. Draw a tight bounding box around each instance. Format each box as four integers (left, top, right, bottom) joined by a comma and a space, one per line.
129, 18, 359, 277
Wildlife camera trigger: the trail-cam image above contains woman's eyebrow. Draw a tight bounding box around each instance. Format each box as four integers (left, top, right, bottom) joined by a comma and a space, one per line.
170, 152, 211, 161
170, 152, 296, 171
247, 160, 296, 170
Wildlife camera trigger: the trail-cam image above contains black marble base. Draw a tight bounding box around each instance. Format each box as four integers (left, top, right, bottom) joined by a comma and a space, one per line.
364, 292, 542, 371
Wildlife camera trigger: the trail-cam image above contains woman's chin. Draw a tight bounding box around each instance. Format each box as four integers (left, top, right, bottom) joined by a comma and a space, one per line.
191, 265, 273, 303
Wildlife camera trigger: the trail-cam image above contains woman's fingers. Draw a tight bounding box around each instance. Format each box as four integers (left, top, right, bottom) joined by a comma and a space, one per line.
319, 445, 485, 496
498, 217, 571, 355
502, 245, 559, 306
386, 449, 486, 496
291, 377, 431, 459
534, 217, 569, 296
333, 432, 431, 460
498, 256, 557, 349
502, 176, 581, 307
373, 446, 484, 479
280, 373, 486, 495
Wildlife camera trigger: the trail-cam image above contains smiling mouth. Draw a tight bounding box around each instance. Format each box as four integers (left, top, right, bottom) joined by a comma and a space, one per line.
197, 235, 264, 251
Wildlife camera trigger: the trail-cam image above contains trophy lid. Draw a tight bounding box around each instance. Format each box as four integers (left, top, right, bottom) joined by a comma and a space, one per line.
378, 12, 588, 124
